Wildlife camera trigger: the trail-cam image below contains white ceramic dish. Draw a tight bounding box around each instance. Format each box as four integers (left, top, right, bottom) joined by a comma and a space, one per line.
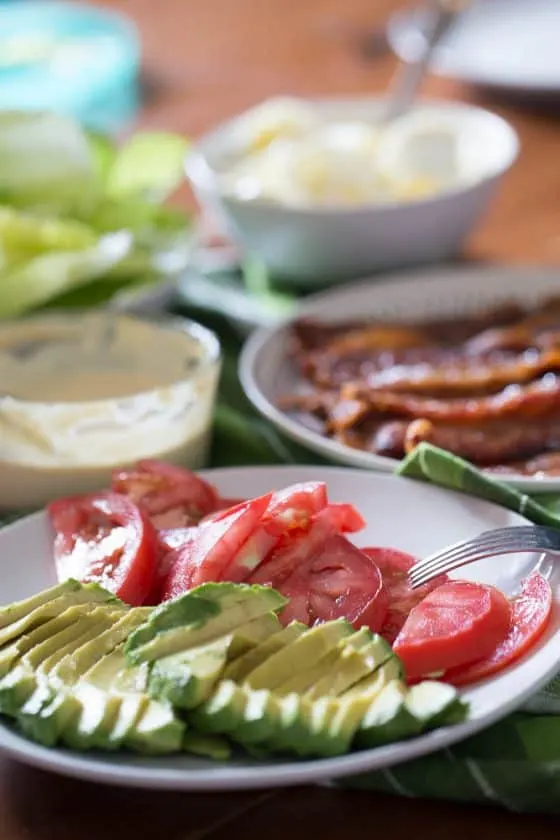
240, 265, 560, 493
388, 0, 560, 96
185, 98, 518, 285
0, 465, 557, 790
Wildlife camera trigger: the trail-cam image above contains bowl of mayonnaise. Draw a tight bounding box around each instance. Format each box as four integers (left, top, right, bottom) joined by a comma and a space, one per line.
185, 96, 519, 283
0, 310, 221, 510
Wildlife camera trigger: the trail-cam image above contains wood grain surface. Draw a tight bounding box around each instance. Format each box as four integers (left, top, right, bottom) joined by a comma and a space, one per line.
1, 0, 558, 836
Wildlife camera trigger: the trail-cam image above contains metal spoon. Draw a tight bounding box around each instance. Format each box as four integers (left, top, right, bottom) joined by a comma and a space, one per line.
382, 0, 471, 123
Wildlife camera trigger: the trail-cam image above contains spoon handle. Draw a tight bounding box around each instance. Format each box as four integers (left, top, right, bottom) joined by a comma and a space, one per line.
383, 0, 471, 123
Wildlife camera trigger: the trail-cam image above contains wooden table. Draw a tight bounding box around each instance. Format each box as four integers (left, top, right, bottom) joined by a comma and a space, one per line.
2, 0, 559, 836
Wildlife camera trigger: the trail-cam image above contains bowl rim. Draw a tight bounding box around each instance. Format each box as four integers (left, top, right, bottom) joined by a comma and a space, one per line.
184, 95, 520, 217
0, 309, 222, 410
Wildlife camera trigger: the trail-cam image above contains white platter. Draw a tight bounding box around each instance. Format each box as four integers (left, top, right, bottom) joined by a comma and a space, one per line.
240, 265, 560, 493
388, 0, 560, 96
0, 465, 558, 790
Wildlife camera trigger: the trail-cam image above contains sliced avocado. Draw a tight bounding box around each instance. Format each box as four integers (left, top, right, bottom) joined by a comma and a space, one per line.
0, 585, 125, 648
223, 622, 306, 683
279, 628, 379, 697
125, 583, 286, 665
111, 661, 149, 693
18, 610, 147, 746
0, 608, 116, 718
62, 646, 129, 750
149, 637, 231, 710
225, 613, 281, 660
404, 680, 468, 731
320, 658, 406, 756
189, 680, 248, 734
183, 732, 232, 760
229, 688, 282, 746
0, 580, 119, 630
355, 680, 416, 748
107, 694, 148, 749
16, 611, 123, 744
0, 604, 97, 678
264, 693, 338, 757
148, 614, 281, 710
244, 620, 354, 691
124, 699, 184, 754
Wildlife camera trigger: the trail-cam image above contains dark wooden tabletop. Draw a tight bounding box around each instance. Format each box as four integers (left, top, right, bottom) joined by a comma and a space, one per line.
2, 0, 559, 836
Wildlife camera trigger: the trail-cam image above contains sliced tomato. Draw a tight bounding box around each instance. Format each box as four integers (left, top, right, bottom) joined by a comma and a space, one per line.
325, 503, 366, 534
161, 493, 272, 599
221, 482, 329, 583
445, 573, 553, 686
363, 547, 448, 644
112, 460, 219, 529
275, 534, 388, 631
393, 580, 512, 680
48, 492, 158, 607
248, 507, 336, 587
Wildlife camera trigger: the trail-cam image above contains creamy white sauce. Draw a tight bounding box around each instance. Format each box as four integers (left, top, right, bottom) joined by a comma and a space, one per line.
0, 312, 220, 509
218, 97, 491, 208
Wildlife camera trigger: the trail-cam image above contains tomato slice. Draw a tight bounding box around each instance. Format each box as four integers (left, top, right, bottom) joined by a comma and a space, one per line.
444, 573, 553, 686
112, 460, 219, 529
363, 547, 448, 644
161, 493, 272, 599
248, 507, 335, 587
48, 492, 158, 607
275, 535, 388, 631
222, 482, 329, 583
325, 503, 366, 534
393, 580, 512, 679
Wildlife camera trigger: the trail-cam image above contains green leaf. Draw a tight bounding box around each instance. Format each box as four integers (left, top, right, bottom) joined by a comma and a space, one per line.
106, 132, 190, 201
0, 111, 97, 213
0, 232, 131, 318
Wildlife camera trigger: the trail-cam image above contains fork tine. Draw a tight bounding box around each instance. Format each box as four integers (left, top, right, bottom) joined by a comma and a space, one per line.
408, 526, 547, 589
410, 545, 529, 588
412, 526, 543, 573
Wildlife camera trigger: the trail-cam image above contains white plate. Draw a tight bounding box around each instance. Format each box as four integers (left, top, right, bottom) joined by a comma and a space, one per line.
388, 0, 560, 96
240, 265, 560, 494
0, 465, 558, 790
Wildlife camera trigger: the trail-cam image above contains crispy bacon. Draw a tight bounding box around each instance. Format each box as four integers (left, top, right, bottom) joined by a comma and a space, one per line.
343, 375, 560, 424
280, 296, 560, 475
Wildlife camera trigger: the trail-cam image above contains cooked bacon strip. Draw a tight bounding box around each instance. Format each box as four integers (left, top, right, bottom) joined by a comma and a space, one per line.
343, 375, 560, 424
403, 417, 560, 465
359, 348, 560, 396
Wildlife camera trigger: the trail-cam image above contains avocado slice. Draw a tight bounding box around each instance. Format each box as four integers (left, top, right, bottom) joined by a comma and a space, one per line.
223, 622, 306, 683
125, 583, 286, 665
148, 614, 281, 710
0, 580, 120, 630
0, 585, 125, 648
0, 604, 98, 678
189, 680, 249, 734
229, 688, 282, 746
319, 657, 405, 756
355, 680, 415, 747
124, 699, 184, 754
16, 610, 124, 744
404, 680, 468, 731
62, 646, 129, 750
18, 609, 148, 747
243, 620, 354, 691
278, 628, 380, 697
106, 694, 148, 749
0, 607, 116, 718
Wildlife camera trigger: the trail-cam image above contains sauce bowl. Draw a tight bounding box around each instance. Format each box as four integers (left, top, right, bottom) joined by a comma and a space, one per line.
0, 310, 221, 510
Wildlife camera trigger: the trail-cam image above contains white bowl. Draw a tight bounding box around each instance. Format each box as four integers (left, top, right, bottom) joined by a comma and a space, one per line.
185, 97, 519, 285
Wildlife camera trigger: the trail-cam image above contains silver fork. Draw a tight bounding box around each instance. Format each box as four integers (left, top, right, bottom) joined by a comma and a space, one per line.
409, 526, 560, 589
